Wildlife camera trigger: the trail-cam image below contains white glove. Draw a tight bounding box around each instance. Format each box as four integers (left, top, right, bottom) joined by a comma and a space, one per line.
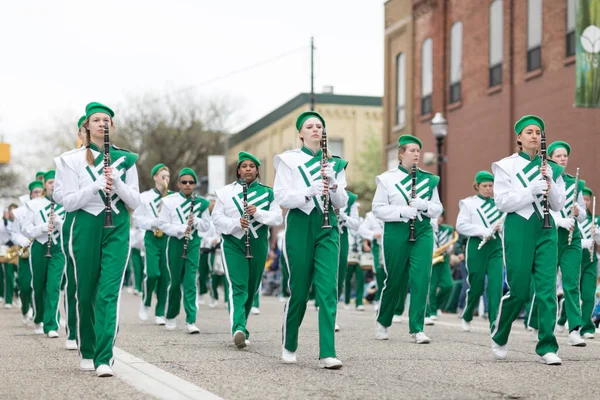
530, 178, 548, 196
338, 212, 348, 222
41, 223, 49, 233
322, 165, 338, 187
90, 175, 107, 195
543, 164, 553, 181
556, 217, 575, 230
399, 206, 418, 219
53, 217, 63, 230
151, 219, 160, 229
305, 181, 325, 199
409, 198, 428, 211
581, 239, 593, 249
177, 224, 188, 237
480, 227, 494, 239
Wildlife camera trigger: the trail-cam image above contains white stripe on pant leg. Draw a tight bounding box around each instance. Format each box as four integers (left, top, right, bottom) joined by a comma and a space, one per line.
526, 292, 536, 329
60, 224, 71, 338
462, 237, 471, 319
281, 212, 292, 349
28, 247, 37, 323
109, 240, 132, 367
68, 215, 83, 357
142, 237, 150, 305
164, 237, 173, 320
490, 230, 511, 338
375, 234, 387, 322
220, 241, 235, 333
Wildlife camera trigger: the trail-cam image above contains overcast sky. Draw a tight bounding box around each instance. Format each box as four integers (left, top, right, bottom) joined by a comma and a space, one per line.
0, 0, 384, 162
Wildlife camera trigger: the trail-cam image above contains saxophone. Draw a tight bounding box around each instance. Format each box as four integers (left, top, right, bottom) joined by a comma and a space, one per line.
154, 176, 169, 238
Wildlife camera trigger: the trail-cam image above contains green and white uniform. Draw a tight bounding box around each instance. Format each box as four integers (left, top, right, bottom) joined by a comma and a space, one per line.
528, 174, 587, 332
345, 219, 364, 308
129, 227, 144, 294
10, 205, 33, 317
337, 192, 360, 305
373, 165, 442, 334
133, 188, 173, 318
23, 196, 66, 334
456, 194, 504, 328
277, 229, 289, 298
274, 147, 348, 359
158, 192, 210, 325
427, 223, 455, 317
57, 143, 140, 368
212, 179, 282, 338
360, 212, 384, 303
491, 152, 565, 356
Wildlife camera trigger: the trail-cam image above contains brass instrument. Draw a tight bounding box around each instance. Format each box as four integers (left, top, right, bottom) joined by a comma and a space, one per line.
3, 245, 20, 265
432, 231, 459, 265
154, 176, 169, 238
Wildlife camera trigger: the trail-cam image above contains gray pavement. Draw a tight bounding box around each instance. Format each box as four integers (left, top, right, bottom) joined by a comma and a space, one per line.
2, 292, 600, 400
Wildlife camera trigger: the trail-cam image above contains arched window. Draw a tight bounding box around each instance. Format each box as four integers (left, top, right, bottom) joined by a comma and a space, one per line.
421, 38, 433, 115
449, 22, 463, 103
566, 0, 575, 57
489, 0, 503, 86
527, 0, 543, 71
395, 53, 406, 127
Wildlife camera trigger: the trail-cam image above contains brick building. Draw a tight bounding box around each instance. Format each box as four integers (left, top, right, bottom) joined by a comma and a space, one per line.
384, 0, 600, 224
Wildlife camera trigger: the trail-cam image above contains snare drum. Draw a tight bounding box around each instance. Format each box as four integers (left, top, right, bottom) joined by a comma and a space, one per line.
359, 253, 374, 271
347, 252, 360, 265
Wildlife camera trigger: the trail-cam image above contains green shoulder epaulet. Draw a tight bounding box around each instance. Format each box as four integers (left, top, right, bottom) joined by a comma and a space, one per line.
111, 144, 139, 167
578, 179, 586, 193
547, 159, 564, 182
195, 196, 211, 213
330, 155, 348, 172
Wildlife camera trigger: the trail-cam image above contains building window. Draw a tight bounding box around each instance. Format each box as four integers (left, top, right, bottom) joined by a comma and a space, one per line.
527, 0, 543, 72
329, 138, 344, 158
566, 0, 575, 57
421, 38, 433, 115
395, 53, 406, 128
489, 0, 503, 86
449, 22, 463, 103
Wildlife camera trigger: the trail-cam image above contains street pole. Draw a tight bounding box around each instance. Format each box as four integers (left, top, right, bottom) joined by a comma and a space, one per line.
310, 36, 315, 111
436, 136, 443, 202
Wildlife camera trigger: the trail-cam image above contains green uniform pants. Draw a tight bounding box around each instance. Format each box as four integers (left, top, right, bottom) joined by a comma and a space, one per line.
377, 218, 433, 333
344, 265, 364, 307
253, 291, 260, 307
283, 208, 339, 359
143, 232, 168, 317
280, 252, 289, 297
491, 213, 559, 356
573, 250, 597, 335
72, 209, 129, 367
198, 252, 210, 296
393, 269, 410, 316
130, 248, 143, 293
373, 241, 384, 302
211, 274, 228, 300
462, 236, 503, 329
62, 213, 77, 341
528, 227, 583, 332
18, 257, 32, 316
165, 235, 199, 324
221, 235, 268, 337
0, 264, 3, 299
338, 229, 349, 302
2, 263, 15, 305
30, 241, 64, 332
426, 259, 453, 317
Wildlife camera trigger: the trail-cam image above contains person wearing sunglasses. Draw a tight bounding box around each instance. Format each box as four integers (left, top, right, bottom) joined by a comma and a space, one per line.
158, 168, 211, 334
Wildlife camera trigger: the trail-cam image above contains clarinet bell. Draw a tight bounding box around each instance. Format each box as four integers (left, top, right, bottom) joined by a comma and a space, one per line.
408, 229, 416, 242
542, 213, 552, 229
245, 245, 253, 259
44, 245, 52, 258
181, 248, 188, 259
322, 212, 332, 229
104, 212, 115, 229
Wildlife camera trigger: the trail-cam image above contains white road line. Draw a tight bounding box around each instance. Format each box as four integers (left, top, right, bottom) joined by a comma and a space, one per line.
113, 347, 223, 400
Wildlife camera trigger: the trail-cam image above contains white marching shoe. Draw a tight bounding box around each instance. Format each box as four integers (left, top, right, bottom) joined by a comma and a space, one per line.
461, 319, 471, 332
567, 330, 586, 347
582, 332, 595, 339
424, 317, 435, 326
335, 324, 340, 332
233, 330, 247, 349
65, 340, 78, 350
4, 303, 12, 309
209, 298, 218, 309
412, 332, 430, 344
80, 358, 95, 371
356, 305, 365, 311
96, 364, 114, 377
392, 315, 403, 323
540, 353, 562, 365
430, 315, 437, 321
250, 307, 260, 315
555, 324, 565, 334
282, 347, 297, 364
491, 341, 507, 360
531, 329, 539, 342
165, 319, 177, 330
138, 302, 149, 321
186, 323, 200, 334
319, 357, 343, 369
155, 316, 166, 326
33, 323, 44, 335
47, 330, 59, 338
375, 322, 389, 340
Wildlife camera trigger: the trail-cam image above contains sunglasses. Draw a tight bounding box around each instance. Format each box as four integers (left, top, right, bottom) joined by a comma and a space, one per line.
180, 180, 195, 185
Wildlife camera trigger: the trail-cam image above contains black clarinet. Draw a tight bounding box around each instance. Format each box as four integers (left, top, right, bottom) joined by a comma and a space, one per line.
540, 130, 552, 229
321, 127, 332, 229
103, 122, 115, 228
181, 194, 197, 259
45, 197, 55, 258
242, 182, 253, 259
408, 163, 417, 242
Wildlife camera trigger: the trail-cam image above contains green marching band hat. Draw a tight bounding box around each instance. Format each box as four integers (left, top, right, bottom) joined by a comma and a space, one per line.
237, 151, 261, 167
85, 102, 115, 119
151, 163, 166, 179
43, 170, 55, 181
179, 167, 198, 183
397, 134, 422, 149
77, 115, 86, 129
29, 180, 43, 192
583, 187, 594, 197
35, 171, 45, 178
547, 141, 571, 156
475, 171, 494, 184
295, 111, 325, 131
514, 115, 545, 135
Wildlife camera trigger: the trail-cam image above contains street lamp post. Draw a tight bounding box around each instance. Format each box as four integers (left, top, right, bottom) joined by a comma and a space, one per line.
430, 112, 448, 201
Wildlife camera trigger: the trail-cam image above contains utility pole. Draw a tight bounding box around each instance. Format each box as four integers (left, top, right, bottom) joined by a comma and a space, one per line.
310, 36, 315, 111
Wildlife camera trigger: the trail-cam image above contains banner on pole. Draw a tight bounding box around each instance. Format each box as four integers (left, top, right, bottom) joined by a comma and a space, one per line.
575, 0, 600, 107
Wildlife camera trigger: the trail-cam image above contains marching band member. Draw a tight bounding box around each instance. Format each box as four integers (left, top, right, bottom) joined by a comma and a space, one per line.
276, 226, 289, 301
359, 210, 384, 310
158, 168, 210, 334
133, 163, 172, 324
212, 151, 283, 348
490, 115, 565, 365
1, 204, 18, 309
23, 171, 66, 338
58, 102, 140, 377
567, 187, 600, 339
426, 211, 455, 323
35, 171, 46, 183
456, 171, 504, 332
528, 141, 587, 346
345, 214, 365, 311
274, 111, 347, 369
373, 134, 442, 343
207, 225, 227, 308
129, 223, 145, 295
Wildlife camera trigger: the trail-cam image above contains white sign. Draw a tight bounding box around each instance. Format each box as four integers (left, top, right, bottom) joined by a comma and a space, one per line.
207, 155, 226, 195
